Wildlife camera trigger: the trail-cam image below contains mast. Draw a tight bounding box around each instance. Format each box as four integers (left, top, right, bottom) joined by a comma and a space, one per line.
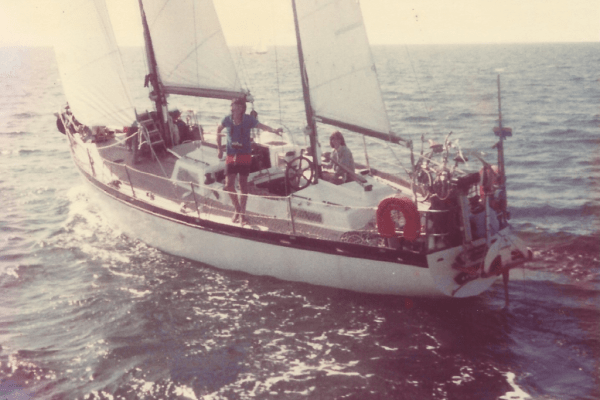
493, 75, 512, 214
138, 0, 169, 137
292, 0, 320, 183
497, 75, 505, 180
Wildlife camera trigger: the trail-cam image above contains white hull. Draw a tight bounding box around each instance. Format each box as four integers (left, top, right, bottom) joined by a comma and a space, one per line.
74, 156, 532, 298
64, 129, 534, 299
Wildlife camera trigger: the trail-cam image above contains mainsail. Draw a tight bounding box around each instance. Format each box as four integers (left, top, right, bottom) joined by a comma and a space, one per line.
294, 0, 398, 142
141, 0, 246, 100
54, 0, 136, 127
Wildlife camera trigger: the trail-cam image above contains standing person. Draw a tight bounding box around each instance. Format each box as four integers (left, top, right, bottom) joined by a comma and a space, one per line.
217, 97, 283, 224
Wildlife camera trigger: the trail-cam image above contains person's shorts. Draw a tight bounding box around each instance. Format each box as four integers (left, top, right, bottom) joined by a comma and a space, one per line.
226, 154, 252, 176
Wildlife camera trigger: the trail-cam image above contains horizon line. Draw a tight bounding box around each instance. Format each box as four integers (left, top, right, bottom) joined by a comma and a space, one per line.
2, 40, 598, 49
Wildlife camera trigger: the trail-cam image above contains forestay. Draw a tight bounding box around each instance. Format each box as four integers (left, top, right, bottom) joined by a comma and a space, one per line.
54, 0, 136, 127
141, 0, 246, 99
295, 0, 392, 139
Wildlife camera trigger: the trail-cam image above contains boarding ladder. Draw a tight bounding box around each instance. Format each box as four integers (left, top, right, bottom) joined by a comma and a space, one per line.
137, 112, 166, 159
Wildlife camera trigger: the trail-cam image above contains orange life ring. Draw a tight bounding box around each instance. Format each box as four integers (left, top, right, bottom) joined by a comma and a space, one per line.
376, 197, 420, 241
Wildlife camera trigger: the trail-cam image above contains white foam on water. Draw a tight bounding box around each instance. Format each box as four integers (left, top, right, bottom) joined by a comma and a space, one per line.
499, 372, 532, 400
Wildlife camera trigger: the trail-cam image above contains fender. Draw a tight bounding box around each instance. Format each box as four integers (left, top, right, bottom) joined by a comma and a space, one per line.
376, 197, 420, 241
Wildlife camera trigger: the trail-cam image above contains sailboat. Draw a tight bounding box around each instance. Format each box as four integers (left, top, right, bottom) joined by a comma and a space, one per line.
54, 0, 531, 298
248, 40, 269, 55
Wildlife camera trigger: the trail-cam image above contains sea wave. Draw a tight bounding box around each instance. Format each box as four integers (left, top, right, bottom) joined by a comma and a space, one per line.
402, 116, 430, 122
544, 128, 581, 137
12, 112, 37, 119
512, 203, 599, 219
0, 131, 28, 136
523, 234, 600, 285
566, 114, 600, 128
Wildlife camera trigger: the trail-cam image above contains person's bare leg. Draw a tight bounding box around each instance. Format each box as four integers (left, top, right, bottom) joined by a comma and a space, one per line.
239, 174, 249, 225
224, 173, 241, 222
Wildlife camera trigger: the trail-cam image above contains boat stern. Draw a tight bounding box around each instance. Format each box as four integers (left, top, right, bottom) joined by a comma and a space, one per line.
427, 226, 531, 297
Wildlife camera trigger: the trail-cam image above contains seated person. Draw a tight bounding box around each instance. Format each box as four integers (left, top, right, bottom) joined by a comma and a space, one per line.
172, 110, 193, 143
322, 131, 355, 183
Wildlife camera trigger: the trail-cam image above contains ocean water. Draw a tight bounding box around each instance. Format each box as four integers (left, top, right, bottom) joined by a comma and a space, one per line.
0, 43, 599, 399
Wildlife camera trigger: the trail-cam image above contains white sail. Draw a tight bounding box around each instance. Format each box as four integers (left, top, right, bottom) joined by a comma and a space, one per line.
295, 0, 392, 138
142, 0, 245, 99
54, 0, 136, 127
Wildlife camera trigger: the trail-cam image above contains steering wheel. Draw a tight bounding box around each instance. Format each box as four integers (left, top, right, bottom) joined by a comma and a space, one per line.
285, 156, 314, 191
411, 168, 433, 200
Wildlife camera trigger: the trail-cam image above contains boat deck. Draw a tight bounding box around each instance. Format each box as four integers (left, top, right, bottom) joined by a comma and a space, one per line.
87, 134, 365, 242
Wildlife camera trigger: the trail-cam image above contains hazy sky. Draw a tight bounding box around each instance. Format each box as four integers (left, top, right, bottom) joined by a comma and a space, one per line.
1, 0, 598, 47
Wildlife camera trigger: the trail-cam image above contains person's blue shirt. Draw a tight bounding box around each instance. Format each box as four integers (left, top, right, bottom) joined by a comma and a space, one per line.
220, 114, 258, 155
